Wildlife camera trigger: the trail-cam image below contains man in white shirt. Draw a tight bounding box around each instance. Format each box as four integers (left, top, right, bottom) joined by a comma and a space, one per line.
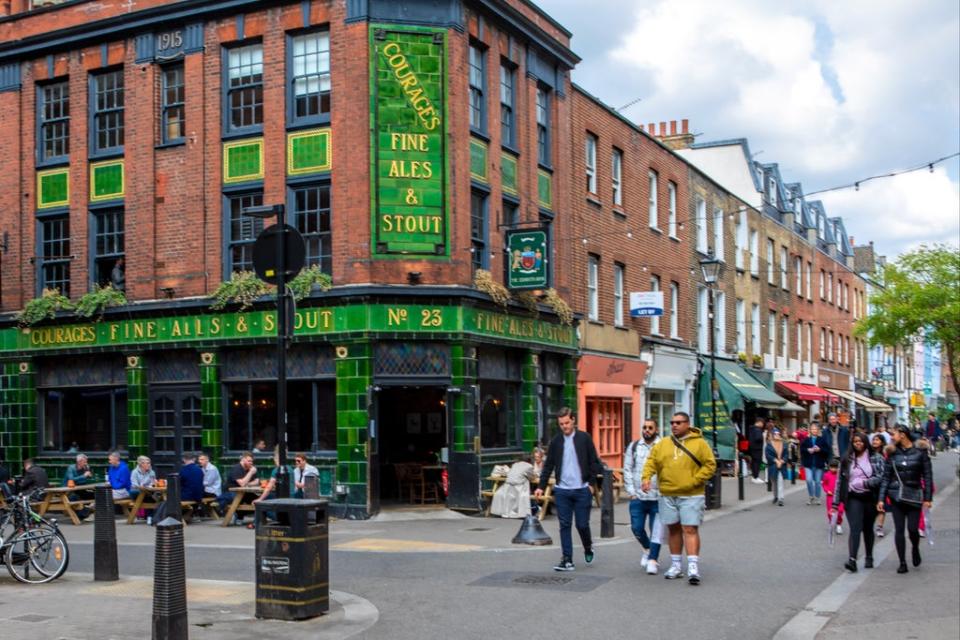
198, 453, 222, 499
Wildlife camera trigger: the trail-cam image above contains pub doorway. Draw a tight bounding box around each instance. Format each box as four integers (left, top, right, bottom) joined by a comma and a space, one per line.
374, 386, 447, 508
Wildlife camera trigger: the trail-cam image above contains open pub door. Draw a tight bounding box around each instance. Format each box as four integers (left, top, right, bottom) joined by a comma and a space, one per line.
445, 385, 482, 512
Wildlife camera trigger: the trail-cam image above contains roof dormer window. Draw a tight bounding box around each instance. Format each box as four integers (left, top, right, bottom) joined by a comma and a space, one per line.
767, 176, 777, 205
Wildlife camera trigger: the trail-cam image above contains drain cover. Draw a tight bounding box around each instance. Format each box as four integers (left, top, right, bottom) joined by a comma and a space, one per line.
11, 614, 56, 623
513, 575, 574, 585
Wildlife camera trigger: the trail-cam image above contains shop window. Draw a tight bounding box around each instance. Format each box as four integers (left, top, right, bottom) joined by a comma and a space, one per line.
480, 380, 520, 449
586, 398, 623, 459
646, 390, 676, 437
225, 380, 332, 452
41, 387, 127, 452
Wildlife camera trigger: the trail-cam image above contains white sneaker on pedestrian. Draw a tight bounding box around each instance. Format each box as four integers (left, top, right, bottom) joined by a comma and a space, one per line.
664, 564, 684, 580
816, 498, 822, 505
751, 478, 765, 485
876, 527, 885, 538
646, 559, 659, 575
919, 529, 926, 538
836, 524, 843, 535
687, 568, 701, 585
640, 551, 649, 570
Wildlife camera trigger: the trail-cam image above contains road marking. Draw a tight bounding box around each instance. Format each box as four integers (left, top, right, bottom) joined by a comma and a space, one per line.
773, 477, 959, 640
331, 537, 482, 553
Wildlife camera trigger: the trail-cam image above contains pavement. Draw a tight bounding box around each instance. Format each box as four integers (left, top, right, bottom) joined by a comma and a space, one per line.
0, 456, 957, 640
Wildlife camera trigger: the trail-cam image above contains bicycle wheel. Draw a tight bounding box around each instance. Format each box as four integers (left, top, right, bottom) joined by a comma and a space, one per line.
5, 528, 69, 584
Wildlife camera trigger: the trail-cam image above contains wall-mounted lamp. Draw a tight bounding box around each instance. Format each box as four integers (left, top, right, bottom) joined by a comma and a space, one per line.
407, 271, 422, 285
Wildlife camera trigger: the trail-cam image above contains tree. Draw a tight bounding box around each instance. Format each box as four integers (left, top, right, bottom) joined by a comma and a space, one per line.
854, 244, 960, 398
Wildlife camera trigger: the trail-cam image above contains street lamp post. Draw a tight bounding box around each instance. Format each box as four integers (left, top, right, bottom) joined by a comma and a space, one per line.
244, 203, 290, 499
700, 251, 723, 509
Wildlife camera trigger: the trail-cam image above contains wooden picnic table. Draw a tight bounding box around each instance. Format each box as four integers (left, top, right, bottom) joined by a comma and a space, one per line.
34, 483, 106, 526
220, 485, 264, 527
483, 476, 555, 520
122, 485, 217, 524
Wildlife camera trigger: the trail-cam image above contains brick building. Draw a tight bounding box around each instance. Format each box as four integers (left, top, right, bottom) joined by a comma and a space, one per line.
0, 0, 581, 518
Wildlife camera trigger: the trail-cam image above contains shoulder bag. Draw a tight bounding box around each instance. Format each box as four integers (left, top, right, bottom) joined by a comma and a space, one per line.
892, 461, 923, 505
671, 436, 703, 468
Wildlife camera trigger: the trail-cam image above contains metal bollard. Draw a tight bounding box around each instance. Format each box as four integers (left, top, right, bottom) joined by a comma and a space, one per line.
738, 457, 745, 501
600, 468, 614, 538
165, 473, 182, 522
790, 462, 797, 485
152, 517, 188, 640
94, 486, 119, 581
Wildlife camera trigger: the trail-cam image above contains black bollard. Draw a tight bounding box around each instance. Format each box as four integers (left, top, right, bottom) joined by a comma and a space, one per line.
164, 473, 182, 522
766, 467, 772, 492
790, 462, 797, 485
738, 457, 745, 501
600, 468, 614, 538
153, 517, 188, 640
94, 485, 119, 581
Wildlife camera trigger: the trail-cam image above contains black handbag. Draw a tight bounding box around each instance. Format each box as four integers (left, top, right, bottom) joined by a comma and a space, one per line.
892, 464, 923, 505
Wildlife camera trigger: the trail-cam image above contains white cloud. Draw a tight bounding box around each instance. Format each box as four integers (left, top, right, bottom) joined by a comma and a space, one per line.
538, 0, 960, 259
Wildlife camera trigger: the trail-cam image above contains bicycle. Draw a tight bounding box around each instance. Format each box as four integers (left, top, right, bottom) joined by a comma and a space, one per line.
0, 491, 70, 584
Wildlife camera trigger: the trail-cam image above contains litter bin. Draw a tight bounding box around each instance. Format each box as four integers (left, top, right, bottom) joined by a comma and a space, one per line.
254, 498, 329, 620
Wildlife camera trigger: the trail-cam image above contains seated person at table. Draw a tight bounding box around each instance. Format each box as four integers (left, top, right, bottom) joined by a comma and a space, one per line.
219, 452, 259, 523
251, 448, 295, 526
130, 456, 156, 495
63, 453, 96, 487
293, 453, 319, 498
253, 439, 268, 453
532, 446, 546, 478
179, 452, 206, 503
0, 459, 11, 498
490, 456, 538, 518
19, 459, 49, 495
107, 450, 132, 500
199, 453, 222, 499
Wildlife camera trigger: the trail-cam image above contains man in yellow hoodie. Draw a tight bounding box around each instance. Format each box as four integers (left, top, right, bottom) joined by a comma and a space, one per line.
642, 411, 716, 585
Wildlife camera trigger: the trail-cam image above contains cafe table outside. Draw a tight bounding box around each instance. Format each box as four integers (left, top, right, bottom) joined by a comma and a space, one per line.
34, 483, 107, 526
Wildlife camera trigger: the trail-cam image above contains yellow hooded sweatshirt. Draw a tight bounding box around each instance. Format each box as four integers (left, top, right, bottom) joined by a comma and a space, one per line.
641, 428, 717, 496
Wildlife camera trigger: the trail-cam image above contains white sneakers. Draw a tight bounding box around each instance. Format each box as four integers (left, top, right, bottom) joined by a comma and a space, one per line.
836, 524, 843, 535
751, 477, 765, 485
640, 551, 649, 571
646, 559, 659, 575
663, 564, 684, 579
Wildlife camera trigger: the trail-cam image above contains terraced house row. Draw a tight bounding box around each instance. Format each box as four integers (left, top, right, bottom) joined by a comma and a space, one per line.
0, 0, 902, 516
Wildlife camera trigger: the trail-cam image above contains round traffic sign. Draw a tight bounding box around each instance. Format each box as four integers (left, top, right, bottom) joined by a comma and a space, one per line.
253, 224, 306, 285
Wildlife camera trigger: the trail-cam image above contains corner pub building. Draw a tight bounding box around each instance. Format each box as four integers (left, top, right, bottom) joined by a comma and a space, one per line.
0, 0, 581, 517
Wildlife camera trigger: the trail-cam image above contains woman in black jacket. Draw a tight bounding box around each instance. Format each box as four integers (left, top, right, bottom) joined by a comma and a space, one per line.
878, 425, 933, 574
837, 432, 885, 572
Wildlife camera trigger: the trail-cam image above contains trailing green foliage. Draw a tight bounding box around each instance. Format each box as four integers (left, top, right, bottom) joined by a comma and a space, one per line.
288, 265, 333, 302
473, 269, 511, 308
75, 284, 127, 319
211, 271, 272, 310
17, 288, 75, 326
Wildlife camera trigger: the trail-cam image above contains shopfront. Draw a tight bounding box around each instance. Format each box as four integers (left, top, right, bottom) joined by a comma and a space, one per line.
0, 292, 577, 518
577, 355, 646, 468
641, 340, 697, 436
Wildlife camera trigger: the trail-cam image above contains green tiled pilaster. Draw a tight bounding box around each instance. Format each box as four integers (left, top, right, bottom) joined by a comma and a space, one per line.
19, 362, 37, 459
450, 344, 477, 453
126, 355, 148, 458
200, 352, 223, 457
335, 343, 372, 507
1, 361, 36, 463
521, 351, 540, 451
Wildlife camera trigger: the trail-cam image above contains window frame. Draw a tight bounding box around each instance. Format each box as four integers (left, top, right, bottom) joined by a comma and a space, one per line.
749, 229, 759, 275
587, 255, 599, 322
222, 41, 264, 136
735, 298, 745, 352
780, 246, 789, 290
536, 85, 551, 167
649, 275, 661, 335
287, 181, 332, 276
648, 170, 659, 229
90, 206, 125, 290
766, 238, 775, 284
695, 197, 708, 253
768, 311, 777, 357
613, 263, 624, 327
37, 79, 70, 165
713, 207, 724, 261
468, 42, 486, 134
36, 211, 71, 297
159, 63, 186, 145
669, 281, 679, 338
612, 148, 623, 206
40, 386, 127, 453
667, 181, 678, 237
585, 133, 597, 194
286, 30, 332, 128
223, 189, 265, 278
751, 303, 760, 354
499, 60, 515, 148
89, 67, 125, 157
470, 188, 489, 275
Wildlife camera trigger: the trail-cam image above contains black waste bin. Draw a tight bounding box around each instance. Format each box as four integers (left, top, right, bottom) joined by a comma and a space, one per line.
254, 498, 329, 620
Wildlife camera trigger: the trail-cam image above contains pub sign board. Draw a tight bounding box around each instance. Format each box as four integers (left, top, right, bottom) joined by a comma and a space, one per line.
505, 229, 549, 290
371, 25, 448, 258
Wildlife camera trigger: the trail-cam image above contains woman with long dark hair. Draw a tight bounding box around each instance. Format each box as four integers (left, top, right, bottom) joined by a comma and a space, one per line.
837, 432, 885, 571
870, 434, 888, 538
878, 425, 933, 574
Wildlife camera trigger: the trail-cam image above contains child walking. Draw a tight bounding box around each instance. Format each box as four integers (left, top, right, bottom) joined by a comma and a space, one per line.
822, 459, 844, 535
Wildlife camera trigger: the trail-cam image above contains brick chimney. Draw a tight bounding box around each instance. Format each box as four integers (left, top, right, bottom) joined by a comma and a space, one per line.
646, 119, 694, 150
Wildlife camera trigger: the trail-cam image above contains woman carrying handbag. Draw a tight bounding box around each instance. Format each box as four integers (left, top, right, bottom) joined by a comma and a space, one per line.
878, 425, 933, 574
837, 432, 885, 572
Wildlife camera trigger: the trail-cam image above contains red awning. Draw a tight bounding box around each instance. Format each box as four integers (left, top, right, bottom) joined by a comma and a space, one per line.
776, 381, 839, 403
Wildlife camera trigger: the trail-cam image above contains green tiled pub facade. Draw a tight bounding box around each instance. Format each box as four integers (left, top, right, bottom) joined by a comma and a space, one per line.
0, 293, 576, 518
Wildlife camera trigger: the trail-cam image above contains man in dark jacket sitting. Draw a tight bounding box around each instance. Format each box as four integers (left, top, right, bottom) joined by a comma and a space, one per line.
179, 452, 206, 503
19, 459, 49, 495
535, 407, 603, 572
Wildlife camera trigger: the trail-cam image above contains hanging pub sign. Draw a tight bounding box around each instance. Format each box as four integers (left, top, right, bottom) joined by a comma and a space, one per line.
505, 228, 549, 290
630, 291, 664, 317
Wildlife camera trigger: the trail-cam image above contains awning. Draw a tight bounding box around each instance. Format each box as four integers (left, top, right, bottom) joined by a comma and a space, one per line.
777, 400, 808, 412
776, 381, 839, 403
826, 387, 893, 412
710, 360, 791, 409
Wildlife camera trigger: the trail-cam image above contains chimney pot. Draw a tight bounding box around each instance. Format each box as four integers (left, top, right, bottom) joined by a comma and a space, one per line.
659, 121, 667, 136
682, 119, 689, 134
648, 123, 656, 135
849, 236, 855, 246
670, 121, 677, 135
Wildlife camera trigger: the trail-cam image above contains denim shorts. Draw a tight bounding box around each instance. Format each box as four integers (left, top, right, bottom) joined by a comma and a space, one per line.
659, 495, 705, 526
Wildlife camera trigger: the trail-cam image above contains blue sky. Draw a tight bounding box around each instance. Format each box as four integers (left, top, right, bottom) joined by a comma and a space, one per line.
535, 0, 960, 260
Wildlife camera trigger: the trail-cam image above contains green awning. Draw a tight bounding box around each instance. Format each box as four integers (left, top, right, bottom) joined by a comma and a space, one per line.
696, 359, 789, 460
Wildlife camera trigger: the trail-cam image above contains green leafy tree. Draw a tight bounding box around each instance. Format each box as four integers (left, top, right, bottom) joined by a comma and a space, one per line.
854, 244, 960, 397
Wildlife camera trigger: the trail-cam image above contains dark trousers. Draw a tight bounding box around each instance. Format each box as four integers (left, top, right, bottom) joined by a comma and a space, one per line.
749, 451, 763, 479
554, 486, 593, 561
890, 500, 922, 564
845, 492, 877, 560
629, 498, 661, 561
